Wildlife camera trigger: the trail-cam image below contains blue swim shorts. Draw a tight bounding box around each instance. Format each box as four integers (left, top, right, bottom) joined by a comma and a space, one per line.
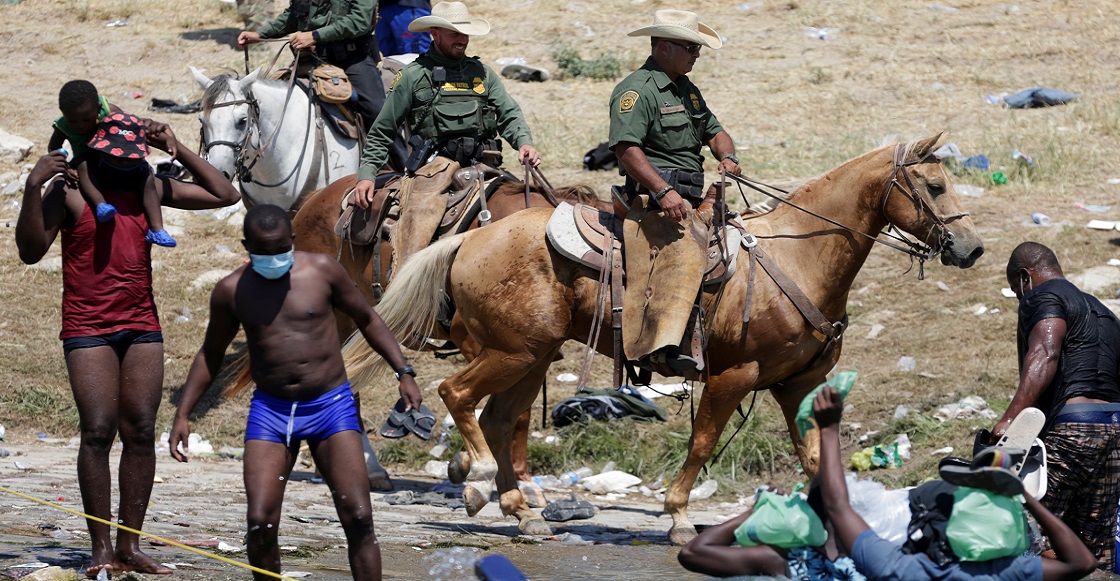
245, 382, 361, 447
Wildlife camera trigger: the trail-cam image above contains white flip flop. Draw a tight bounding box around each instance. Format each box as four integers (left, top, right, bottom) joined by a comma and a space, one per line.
997, 407, 1045, 473
1020, 439, 1048, 500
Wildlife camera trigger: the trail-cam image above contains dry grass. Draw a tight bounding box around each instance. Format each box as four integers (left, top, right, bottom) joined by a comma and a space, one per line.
2, 0, 1120, 495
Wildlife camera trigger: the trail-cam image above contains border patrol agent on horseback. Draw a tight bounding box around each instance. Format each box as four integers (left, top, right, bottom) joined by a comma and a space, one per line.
610, 9, 742, 377
352, 1, 541, 265
238, 0, 387, 127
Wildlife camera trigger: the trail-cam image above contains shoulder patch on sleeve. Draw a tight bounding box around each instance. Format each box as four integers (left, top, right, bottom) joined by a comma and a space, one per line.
619, 90, 639, 113
389, 70, 403, 91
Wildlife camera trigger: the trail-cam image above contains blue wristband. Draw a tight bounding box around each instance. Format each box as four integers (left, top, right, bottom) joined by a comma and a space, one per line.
312, 30, 321, 42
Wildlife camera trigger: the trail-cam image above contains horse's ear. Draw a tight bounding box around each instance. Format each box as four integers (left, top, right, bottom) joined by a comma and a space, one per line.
239, 67, 263, 91
190, 66, 213, 90
911, 132, 948, 159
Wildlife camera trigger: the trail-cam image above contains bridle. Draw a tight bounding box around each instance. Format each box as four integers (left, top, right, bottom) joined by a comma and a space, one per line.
727, 143, 970, 277
197, 77, 316, 195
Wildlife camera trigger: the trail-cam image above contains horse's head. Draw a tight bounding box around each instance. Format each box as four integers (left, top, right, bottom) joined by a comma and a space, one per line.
192, 66, 261, 183
879, 133, 984, 268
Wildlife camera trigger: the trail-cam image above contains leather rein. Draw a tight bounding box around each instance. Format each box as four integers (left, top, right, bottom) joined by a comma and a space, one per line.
727, 143, 970, 277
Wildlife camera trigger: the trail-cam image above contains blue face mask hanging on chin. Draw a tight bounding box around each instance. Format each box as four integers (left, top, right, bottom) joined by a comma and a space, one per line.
249, 249, 294, 279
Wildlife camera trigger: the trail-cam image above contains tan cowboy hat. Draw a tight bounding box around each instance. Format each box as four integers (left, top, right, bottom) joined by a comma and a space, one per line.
628, 9, 722, 50
409, 2, 491, 36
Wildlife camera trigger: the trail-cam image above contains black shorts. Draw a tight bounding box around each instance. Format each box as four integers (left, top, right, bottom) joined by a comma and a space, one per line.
62, 329, 163, 356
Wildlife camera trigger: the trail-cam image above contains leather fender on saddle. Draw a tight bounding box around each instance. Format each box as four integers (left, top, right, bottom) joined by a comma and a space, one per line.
545, 201, 744, 285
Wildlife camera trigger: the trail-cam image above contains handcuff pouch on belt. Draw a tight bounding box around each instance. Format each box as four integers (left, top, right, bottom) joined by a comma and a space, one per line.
625, 166, 705, 204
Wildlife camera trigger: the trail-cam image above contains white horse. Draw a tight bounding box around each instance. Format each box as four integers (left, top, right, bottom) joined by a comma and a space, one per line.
191, 66, 359, 211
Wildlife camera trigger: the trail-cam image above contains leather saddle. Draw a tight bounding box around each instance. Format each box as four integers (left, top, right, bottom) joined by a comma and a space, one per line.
334, 167, 512, 247
545, 202, 744, 285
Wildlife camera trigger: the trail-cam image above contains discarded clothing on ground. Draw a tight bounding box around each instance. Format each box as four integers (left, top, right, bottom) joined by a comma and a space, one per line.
382, 489, 465, 510
550, 386, 666, 427
541, 494, 597, 522
1000, 88, 1078, 109
149, 98, 202, 114
582, 142, 617, 171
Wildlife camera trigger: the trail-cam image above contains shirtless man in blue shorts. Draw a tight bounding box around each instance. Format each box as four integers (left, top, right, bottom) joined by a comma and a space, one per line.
169, 204, 421, 581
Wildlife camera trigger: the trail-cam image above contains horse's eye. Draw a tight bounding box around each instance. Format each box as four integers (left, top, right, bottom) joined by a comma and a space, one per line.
928, 182, 945, 196
236, 116, 248, 129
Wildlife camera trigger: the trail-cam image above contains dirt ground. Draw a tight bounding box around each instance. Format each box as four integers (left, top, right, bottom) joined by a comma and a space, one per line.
3, 0, 1120, 578
0, 440, 719, 580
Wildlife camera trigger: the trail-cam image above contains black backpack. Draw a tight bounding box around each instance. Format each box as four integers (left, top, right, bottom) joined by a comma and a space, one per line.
583, 142, 617, 171
902, 480, 960, 566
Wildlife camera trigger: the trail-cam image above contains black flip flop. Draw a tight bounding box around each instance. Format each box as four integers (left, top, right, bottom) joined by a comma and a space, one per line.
379, 399, 409, 439
404, 405, 437, 441
939, 447, 1026, 496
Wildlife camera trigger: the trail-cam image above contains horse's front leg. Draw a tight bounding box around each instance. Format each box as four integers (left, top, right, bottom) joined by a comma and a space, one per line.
768, 356, 840, 478
664, 366, 759, 546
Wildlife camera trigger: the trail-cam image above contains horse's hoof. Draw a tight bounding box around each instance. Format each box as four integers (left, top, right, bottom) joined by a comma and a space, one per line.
518, 480, 547, 508
519, 517, 552, 536
368, 469, 394, 492
463, 481, 492, 517
448, 452, 470, 484
668, 524, 698, 546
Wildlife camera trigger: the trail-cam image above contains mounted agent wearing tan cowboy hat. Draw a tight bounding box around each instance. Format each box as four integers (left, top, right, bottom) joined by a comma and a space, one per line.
353, 1, 542, 269
609, 9, 742, 378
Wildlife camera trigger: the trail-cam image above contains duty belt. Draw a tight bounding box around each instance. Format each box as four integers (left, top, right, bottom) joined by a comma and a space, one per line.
624, 166, 705, 202
439, 137, 502, 167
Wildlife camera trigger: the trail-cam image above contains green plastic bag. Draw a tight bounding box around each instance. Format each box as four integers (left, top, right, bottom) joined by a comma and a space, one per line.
795, 370, 858, 438
734, 490, 828, 549
946, 487, 1029, 561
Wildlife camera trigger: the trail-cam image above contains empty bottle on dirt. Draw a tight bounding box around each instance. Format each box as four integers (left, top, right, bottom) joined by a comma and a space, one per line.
560, 467, 594, 486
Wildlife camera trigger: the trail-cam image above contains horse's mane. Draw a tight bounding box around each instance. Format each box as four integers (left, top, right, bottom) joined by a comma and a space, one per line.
199, 74, 289, 115
551, 184, 600, 205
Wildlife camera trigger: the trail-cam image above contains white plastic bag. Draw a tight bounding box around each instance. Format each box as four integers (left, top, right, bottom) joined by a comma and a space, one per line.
846, 473, 911, 544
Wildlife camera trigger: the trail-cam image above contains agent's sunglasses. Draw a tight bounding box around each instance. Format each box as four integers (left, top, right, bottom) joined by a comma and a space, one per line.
663, 39, 702, 54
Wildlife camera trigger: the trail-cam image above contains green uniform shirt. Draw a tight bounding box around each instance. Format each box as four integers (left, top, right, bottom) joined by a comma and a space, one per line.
358, 50, 534, 180
259, 0, 375, 44
52, 96, 112, 155
608, 57, 724, 174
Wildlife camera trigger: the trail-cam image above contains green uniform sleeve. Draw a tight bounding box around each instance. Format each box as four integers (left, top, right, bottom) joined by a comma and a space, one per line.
358, 69, 416, 181
315, 0, 376, 43
485, 67, 533, 151
608, 81, 652, 149
258, 5, 296, 38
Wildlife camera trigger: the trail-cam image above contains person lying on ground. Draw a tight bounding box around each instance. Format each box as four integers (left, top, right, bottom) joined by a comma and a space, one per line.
812, 384, 1097, 581
678, 481, 866, 580
169, 204, 421, 581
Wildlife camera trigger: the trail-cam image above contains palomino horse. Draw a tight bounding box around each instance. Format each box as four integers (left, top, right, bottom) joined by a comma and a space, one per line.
192, 67, 359, 211
343, 134, 984, 543
239, 173, 608, 492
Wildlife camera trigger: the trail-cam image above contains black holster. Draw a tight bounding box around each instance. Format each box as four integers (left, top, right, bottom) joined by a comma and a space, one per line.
404, 134, 435, 174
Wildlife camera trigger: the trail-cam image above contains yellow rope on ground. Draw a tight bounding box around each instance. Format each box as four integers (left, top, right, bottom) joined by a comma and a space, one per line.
0, 483, 295, 580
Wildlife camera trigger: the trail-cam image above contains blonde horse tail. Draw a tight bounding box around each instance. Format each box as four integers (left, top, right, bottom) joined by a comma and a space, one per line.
342, 234, 468, 384
221, 352, 255, 398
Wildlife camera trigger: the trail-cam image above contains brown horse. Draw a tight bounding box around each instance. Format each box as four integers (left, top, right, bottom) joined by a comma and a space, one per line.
285, 173, 609, 493
343, 134, 984, 543
291, 173, 608, 339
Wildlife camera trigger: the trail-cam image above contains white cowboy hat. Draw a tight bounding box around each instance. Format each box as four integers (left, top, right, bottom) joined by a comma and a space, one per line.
409, 2, 491, 36
628, 9, 722, 50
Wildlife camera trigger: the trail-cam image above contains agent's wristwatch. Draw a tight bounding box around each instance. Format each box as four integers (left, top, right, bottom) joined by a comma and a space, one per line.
722, 154, 739, 164
394, 365, 416, 381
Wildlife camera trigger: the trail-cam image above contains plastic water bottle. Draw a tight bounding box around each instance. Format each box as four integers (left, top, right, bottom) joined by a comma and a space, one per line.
600, 461, 617, 474
1031, 213, 1051, 226
559, 467, 593, 486
532, 474, 563, 489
